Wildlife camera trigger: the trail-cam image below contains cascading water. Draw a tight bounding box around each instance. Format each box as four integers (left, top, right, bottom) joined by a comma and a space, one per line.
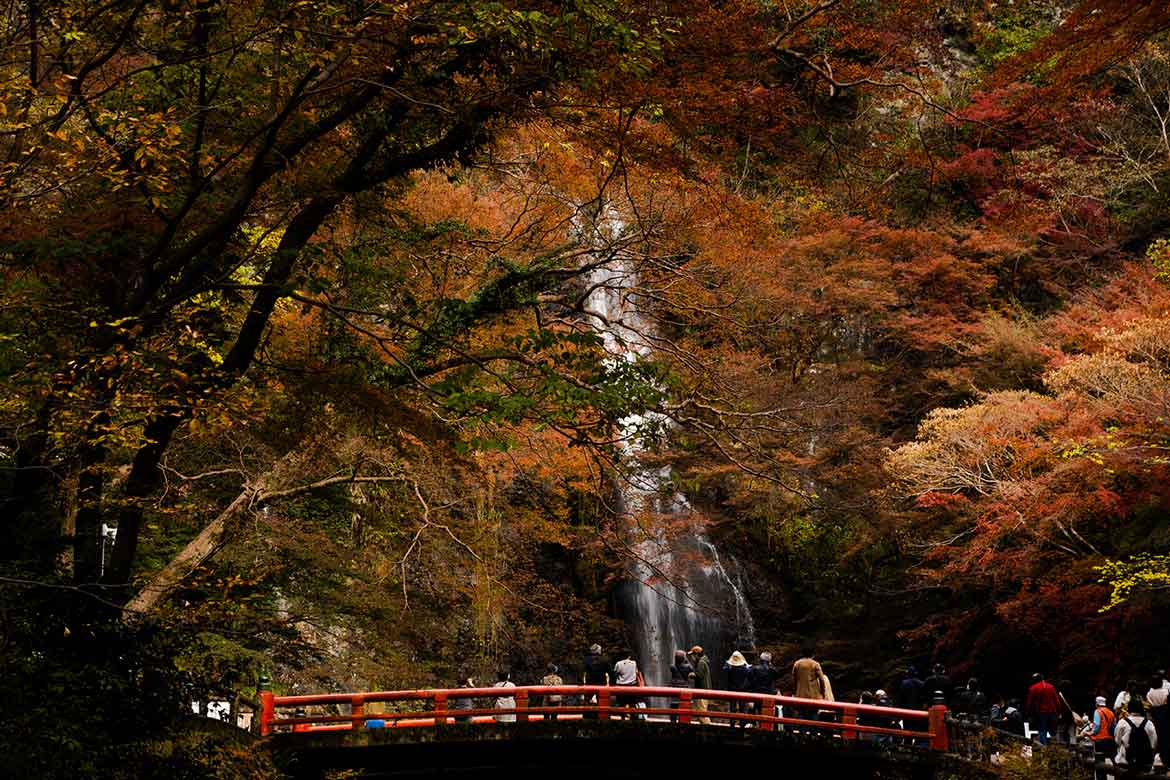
579, 208, 755, 687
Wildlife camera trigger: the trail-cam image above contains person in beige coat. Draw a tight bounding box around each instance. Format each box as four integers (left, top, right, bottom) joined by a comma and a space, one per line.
793, 644, 827, 700
791, 642, 830, 732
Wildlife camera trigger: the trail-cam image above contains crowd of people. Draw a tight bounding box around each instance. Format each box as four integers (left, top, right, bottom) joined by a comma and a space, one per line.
986, 671, 1167, 776
456, 644, 1168, 774
857, 665, 1167, 775
458, 641, 834, 728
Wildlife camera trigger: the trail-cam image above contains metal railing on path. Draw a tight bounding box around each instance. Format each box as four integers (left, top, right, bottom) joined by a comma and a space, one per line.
260, 685, 949, 751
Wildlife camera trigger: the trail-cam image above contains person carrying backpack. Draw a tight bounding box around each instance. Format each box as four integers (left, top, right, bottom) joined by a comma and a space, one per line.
1115, 698, 1159, 773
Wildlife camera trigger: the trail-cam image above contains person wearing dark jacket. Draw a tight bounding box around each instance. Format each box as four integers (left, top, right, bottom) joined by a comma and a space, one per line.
747, 652, 781, 724
923, 664, 953, 708
897, 666, 925, 711
953, 678, 988, 719
582, 643, 609, 719
671, 650, 696, 688
722, 651, 751, 727
748, 652, 781, 694
669, 649, 695, 723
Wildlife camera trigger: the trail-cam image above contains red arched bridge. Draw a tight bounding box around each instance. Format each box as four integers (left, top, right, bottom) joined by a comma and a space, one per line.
261, 684, 947, 747
262, 685, 956, 779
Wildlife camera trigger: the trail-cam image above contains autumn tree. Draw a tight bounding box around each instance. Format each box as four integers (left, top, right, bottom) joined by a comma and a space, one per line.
0, 0, 672, 594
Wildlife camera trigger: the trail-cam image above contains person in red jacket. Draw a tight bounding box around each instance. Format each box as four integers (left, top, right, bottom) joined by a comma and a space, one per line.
1026, 673, 1062, 745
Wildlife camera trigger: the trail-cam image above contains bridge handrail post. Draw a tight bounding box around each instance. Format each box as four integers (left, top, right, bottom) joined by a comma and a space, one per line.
434, 692, 447, 727
756, 695, 774, 732
928, 704, 948, 751
259, 691, 275, 736
842, 705, 857, 740
597, 688, 610, 721
515, 690, 528, 723
677, 690, 692, 724
351, 695, 365, 730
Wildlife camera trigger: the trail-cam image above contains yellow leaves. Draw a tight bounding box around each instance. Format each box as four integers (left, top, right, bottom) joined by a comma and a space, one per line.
1096, 554, 1170, 611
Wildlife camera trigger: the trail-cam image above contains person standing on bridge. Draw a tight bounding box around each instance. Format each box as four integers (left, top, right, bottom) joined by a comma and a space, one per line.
689, 645, 712, 725
747, 651, 781, 724
896, 666, 925, 711
541, 664, 563, 721
493, 670, 517, 723
454, 677, 476, 723
669, 649, 695, 723
792, 643, 827, 701
792, 642, 828, 733
722, 650, 751, 728
923, 664, 953, 708
612, 651, 641, 719
582, 643, 609, 719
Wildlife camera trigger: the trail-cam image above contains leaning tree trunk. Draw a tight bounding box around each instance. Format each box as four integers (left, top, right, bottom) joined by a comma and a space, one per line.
120, 488, 254, 620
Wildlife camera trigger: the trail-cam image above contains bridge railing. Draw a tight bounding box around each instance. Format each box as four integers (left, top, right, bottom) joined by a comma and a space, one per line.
261, 685, 948, 750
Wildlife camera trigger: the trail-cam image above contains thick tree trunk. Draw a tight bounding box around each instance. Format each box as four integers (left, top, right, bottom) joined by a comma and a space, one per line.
103, 413, 183, 586
3, 395, 63, 571
73, 412, 110, 584
105, 195, 344, 588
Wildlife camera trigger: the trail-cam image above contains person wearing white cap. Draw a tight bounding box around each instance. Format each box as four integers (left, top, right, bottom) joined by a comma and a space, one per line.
1081, 695, 1117, 780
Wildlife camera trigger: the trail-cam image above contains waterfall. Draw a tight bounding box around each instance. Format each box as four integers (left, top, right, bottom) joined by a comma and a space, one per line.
579, 207, 755, 687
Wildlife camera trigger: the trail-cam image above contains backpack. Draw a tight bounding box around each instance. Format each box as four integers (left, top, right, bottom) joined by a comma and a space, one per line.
1124, 717, 1154, 767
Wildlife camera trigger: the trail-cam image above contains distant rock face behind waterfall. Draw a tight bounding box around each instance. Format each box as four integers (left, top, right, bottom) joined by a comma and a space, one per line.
580, 209, 755, 687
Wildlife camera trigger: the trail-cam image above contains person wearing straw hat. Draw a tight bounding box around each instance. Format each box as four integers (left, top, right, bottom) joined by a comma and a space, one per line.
723, 650, 752, 728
